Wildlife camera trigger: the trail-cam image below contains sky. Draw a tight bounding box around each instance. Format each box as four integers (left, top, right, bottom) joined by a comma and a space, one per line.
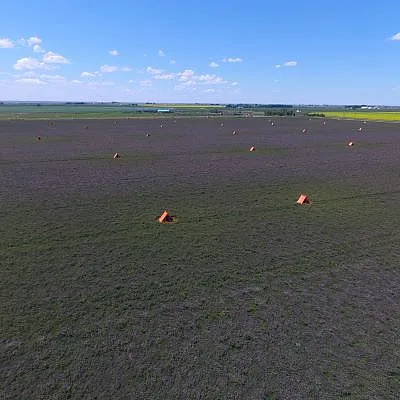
1, 0, 400, 104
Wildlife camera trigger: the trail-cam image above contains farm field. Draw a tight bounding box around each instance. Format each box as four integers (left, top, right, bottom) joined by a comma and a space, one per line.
1, 116, 400, 399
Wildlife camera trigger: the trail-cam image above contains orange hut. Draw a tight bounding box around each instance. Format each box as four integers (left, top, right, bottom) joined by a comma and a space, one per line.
297, 194, 312, 205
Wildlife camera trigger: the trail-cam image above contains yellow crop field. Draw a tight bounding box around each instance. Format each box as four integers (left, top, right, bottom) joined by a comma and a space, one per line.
324, 111, 400, 121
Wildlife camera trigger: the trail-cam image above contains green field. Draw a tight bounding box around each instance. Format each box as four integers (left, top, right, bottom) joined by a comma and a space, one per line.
324, 111, 400, 121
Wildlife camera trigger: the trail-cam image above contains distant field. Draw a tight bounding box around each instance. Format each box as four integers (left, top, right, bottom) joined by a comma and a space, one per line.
324, 111, 400, 121
0, 103, 224, 120
138, 103, 220, 109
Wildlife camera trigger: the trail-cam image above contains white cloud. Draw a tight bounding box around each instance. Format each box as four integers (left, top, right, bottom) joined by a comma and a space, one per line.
16, 78, 46, 85
169, 59, 176, 64
121, 66, 132, 72
71, 79, 82, 84
14, 57, 47, 70
100, 64, 118, 73
158, 49, 166, 57
178, 69, 195, 81
128, 79, 135, 84
209, 61, 219, 68
0, 38, 14, 48
198, 74, 225, 84
146, 66, 162, 75
27, 36, 42, 46
109, 49, 119, 56
275, 64, 281, 68
231, 81, 239, 86
283, 60, 297, 67
222, 57, 242, 63
204, 88, 216, 93
33, 44, 45, 53
43, 51, 70, 64
391, 32, 400, 41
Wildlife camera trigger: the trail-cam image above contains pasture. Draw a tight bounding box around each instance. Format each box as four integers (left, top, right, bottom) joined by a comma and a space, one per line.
1, 116, 400, 399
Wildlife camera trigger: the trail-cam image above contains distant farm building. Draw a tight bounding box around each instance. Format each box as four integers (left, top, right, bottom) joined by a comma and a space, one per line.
157, 109, 171, 113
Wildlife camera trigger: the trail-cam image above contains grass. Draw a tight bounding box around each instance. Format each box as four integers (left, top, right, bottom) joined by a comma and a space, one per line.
324, 111, 400, 121
2, 117, 400, 399
2, 182, 399, 398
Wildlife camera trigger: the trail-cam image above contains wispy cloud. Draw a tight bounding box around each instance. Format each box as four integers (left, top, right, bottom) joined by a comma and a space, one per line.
146, 66, 177, 80
0, 38, 14, 48
140, 80, 152, 87
222, 57, 242, 63
146, 66, 163, 75
390, 32, 400, 41
153, 73, 176, 80
39, 74, 66, 82
109, 49, 119, 56
33, 44, 45, 53
16, 77, 46, 85
197, 74, 226, 84
121, 66, 132, 72
146, 65, 229, 87
209, 61, 219, 68
87, 81, 115, 88
158, 49, 166, 57
100, 64, 118, 73
178, 69, 195, 82
27, 36, 42, 46
276, 60, 297, 68
81, 71, 100, 77
169, 59, 176, 64
231, 81, 239, 86
13, 71, 69, 85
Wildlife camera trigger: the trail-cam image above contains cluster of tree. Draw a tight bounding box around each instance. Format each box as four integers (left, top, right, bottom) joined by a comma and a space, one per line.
264, 109, 296, 116
305, 112, 326, 117
344, 105, 368, 109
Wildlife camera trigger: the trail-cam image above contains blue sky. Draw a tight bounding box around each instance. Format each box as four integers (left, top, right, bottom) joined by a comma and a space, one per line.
1, 0, 400, 104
